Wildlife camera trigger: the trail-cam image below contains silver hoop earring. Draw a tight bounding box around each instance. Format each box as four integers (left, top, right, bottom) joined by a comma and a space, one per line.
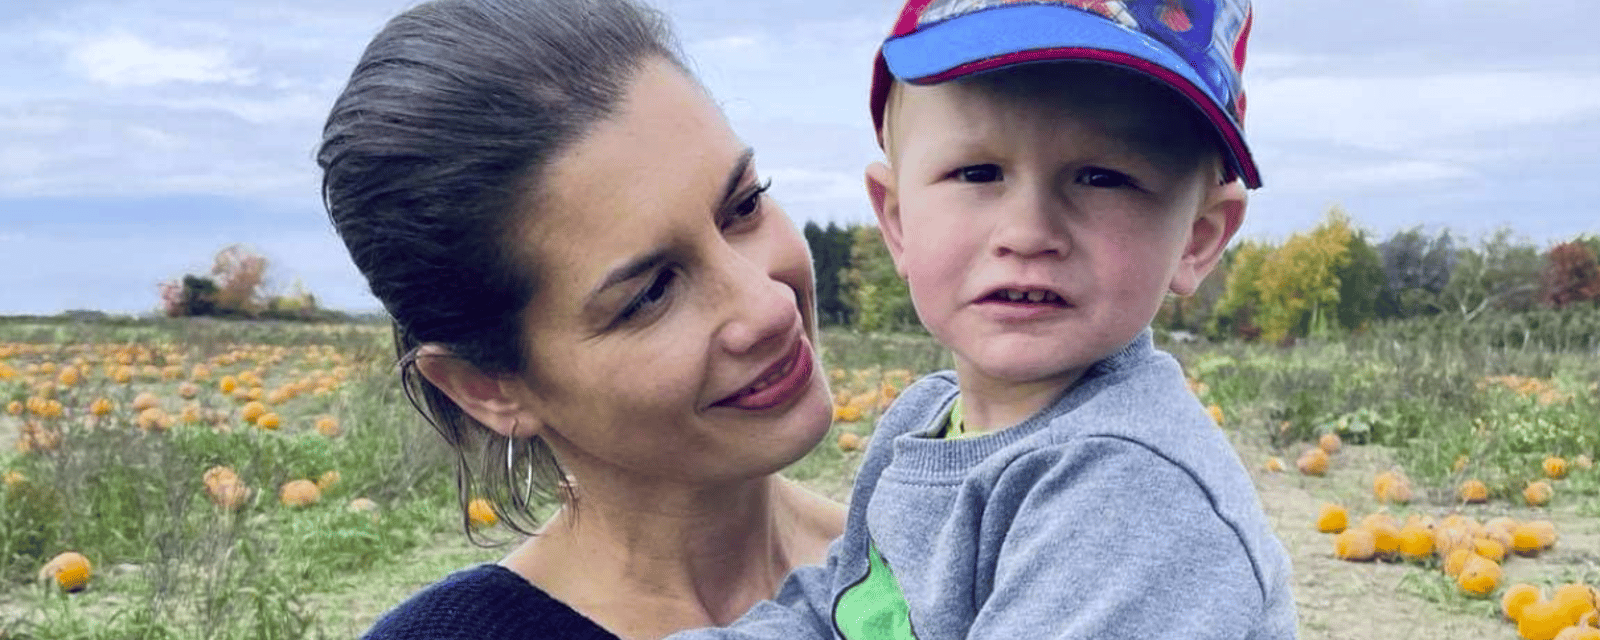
505, 430, 534, 508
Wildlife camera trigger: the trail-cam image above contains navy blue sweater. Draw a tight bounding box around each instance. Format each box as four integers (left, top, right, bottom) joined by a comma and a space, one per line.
362, 564, 619, 639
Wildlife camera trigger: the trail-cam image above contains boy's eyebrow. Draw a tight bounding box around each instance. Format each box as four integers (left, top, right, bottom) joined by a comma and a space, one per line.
587, 147, 756, 300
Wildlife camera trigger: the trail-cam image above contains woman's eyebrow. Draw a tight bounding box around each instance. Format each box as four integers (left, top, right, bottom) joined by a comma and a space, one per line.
591, 251, 667, 300
719, 147, 755, 206
587, 147, 755, 305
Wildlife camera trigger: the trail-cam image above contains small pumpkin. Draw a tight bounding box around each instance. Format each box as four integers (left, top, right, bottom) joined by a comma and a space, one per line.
1525, 480, 1555, 507
1459, 479, 1489, 503
837, 432, 862, 452
1520, 600, 1574, 640
1206, 404, 1224, 425
315, 415, 341, 437
1334, 527, 1377, 561
131, 391, 160, 412
256, 412, 281, 430
1296, 448, 1329, 476
1473, 537, 1507, 563
241, 400, 267, 424
1503, 583, 1542, 621
1553, 625, 1600, 640
1262, 457, 1285, 473
1442, 547, 1473, 578
1317, 432, 1342, 454
1373, 470, 1412, 504
316, 470, 341, 492
1397, 524, 1435, 562
1544, 456, 1568, 480
1456, 553, 1501, 597
38, 551, 92, 592
1551, 584, 1598, 629
467, 497, 499, 529
280, 479, 321, 508
1315, 503, 1348, 533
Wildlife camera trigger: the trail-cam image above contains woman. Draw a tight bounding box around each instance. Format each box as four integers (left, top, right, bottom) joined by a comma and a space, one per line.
317, 0, 845, 637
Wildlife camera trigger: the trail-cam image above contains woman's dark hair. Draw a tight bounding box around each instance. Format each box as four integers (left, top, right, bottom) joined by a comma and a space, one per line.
317, 0, 685, 539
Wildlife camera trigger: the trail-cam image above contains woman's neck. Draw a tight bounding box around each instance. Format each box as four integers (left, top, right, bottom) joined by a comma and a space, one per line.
502, 474, 841, 640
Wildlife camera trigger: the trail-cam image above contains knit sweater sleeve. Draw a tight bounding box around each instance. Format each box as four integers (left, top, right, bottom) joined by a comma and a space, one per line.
969, 438, 1267, 640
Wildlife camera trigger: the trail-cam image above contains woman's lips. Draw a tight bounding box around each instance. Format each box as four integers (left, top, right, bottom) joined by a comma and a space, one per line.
715, 339, 814, 411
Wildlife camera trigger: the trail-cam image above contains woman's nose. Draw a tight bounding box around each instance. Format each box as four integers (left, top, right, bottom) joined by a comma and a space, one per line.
715, 250, 799, 357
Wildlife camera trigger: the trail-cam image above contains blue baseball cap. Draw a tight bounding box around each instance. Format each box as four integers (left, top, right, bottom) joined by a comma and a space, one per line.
870, 0, 1261, 188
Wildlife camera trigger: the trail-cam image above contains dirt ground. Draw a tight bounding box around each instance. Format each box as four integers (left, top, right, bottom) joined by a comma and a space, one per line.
1237, 435, 1600, 640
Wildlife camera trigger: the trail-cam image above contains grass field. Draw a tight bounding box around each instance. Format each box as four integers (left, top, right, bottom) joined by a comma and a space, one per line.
0, 318, 1596, 639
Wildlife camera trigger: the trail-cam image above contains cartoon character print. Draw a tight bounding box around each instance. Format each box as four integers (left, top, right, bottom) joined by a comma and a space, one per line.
918, 0, 1136, 29
910, 0, 1250, 125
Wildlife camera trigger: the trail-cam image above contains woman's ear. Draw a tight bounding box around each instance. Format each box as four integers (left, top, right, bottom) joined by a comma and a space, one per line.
1170, 179, 1246, 296
413, 344, 539, 439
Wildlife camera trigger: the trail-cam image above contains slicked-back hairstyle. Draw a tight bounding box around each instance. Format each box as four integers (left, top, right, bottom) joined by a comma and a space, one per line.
317, 0, 685, 541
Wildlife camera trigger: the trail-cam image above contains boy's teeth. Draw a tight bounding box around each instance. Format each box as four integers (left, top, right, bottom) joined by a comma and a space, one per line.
997, 289, 1056, 303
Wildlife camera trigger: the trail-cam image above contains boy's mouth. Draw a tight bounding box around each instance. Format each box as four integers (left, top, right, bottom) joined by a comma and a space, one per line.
981, 287, 1068, 306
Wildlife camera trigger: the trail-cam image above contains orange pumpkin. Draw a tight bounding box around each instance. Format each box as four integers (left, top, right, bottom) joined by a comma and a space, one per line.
837, 432, 863, 452
279, 479, 321, 508
1544, 456, 1568, 480
1503, 583, 1542, 621
1315, 504, 1348, 533
1296, 448, 1329, 476
1397, 524, 1435, 562
1334, 528, 1377, 561
1456, 553, 1501, 597
1520, 600, 1573, 640
1373, 470, 1412, 504
1525, 480, 1554, 507
1318, 432, 1342, 454
1459, 479, 1489, 503
1262, 457, 1285, 473
38, 551, 92, 592
467, 497, 498, 529
1442, 547, 1473, 578
315, 415, 341, 437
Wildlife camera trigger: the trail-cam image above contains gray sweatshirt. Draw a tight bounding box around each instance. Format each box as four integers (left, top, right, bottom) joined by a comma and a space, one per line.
674, 331, 1298, 640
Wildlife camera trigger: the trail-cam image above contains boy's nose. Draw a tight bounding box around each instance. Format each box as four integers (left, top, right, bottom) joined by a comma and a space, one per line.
992, 187, 1069, 259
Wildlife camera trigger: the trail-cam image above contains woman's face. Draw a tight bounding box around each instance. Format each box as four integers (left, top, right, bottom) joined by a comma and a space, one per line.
510, 58, 832, 493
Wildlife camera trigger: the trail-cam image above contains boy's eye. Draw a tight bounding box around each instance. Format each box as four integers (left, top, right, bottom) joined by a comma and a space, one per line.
1075, 167, 1137, 189
952, 164, 1003, 183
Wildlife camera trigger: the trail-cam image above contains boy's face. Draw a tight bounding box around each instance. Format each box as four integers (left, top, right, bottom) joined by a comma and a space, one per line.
868, 71, 1243, 401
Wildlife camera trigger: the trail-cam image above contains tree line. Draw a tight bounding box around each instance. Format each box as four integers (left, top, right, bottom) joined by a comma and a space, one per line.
804, 211, 1600, 344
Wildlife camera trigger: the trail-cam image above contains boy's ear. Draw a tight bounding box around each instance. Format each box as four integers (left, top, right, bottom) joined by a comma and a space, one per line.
1170, 179, 1247, 296
413, 344, 541, 439
864, 161, 908, 278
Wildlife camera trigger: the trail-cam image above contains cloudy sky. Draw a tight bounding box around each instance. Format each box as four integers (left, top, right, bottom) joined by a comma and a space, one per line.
3, 0, 1597, 315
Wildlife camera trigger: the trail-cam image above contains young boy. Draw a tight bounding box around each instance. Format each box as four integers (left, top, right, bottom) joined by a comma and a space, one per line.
676, 1, 1296, 638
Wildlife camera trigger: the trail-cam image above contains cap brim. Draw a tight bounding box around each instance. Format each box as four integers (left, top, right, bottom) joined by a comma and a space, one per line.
880, 4, 1260, 188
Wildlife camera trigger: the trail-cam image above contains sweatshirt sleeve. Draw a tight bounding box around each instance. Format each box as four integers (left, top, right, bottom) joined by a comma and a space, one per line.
969, 436, 1267, 640
665, 540, 840, 640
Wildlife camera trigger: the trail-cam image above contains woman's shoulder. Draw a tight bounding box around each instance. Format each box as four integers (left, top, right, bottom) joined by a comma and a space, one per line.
362, 563, 618, 640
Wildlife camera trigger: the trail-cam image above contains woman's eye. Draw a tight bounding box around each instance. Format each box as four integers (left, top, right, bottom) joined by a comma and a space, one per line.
617, 269, 676, 323
953, 164, 1002, 183
1076, 167, 1136, 189
722, 178, 772, 229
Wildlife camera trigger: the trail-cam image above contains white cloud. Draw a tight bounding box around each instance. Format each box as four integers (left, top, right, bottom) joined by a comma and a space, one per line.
1251, 71, 1600, 151
766, 167, 864, 202
68, 32, 255, 87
